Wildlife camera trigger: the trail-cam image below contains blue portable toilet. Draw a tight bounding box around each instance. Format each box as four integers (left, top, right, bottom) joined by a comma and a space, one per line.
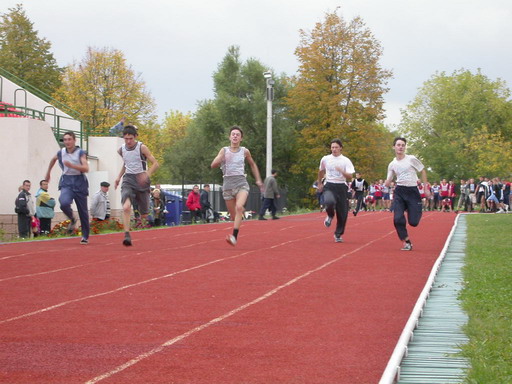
164, 192, 182, 226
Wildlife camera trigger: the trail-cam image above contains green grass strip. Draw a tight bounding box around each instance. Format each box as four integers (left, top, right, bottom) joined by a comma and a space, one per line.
460, 214, 512, 383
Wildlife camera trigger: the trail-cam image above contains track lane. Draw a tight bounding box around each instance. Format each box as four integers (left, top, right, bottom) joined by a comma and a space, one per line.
0, 211, 455, 383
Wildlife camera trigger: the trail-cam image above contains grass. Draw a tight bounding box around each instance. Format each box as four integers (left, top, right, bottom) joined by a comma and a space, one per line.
459, 214, 512, 383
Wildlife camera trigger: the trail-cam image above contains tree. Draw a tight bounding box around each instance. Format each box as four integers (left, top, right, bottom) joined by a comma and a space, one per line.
138, 110, 192, 183
164, 46, 301, 194
54, 47, 156, 134
286, 10, 393, 181
399, 69, 512, 179
0, 4, 62, 94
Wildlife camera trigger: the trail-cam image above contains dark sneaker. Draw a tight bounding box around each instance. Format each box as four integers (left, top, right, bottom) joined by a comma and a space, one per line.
80, 238, 88, 245
272, 216, 280, 220
226, 234, 237, 246
401, 242, 413, 251
334, 235, 343, 243
123, 232, 132, 246
67, 218, 77, 234
353, 211, 358, 216
258, 216, 267, 220
324, 216, 332, 228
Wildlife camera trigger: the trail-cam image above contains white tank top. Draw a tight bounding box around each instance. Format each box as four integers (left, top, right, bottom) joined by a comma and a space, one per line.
120, 142, 147, 174
60, 147, 84, 176
222, 146, 246, 177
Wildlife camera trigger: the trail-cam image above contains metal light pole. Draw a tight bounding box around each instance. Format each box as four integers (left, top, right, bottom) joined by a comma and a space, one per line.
263, 71, 274, 178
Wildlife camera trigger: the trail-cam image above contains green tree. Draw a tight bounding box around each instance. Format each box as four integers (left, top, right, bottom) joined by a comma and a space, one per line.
286, 10, 393, 182
164, 46, 301, 201
54, 47, 156, 134
138, 110, 192, 183
399, 69, 512, 179
0, 4, 62, 93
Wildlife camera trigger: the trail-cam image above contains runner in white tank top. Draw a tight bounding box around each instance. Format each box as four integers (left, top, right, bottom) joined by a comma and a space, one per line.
115, 125, 159, 246
211, 126, 263, 246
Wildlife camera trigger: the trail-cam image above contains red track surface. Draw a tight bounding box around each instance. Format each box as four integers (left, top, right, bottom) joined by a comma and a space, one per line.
0, 211, 455, 384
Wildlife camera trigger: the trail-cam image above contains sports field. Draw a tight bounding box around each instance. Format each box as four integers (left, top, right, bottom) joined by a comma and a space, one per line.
0, 211, 455, 383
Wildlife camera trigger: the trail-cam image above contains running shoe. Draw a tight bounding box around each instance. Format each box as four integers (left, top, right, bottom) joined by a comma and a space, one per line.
67, 217, 77, 234
80, 238, 88, 245
334, 235, 343, 243
226, 234, 237, 246
353, 211, 358, 216
123, 232, 132, 246
324, 216, 332, 228
401, 242, 413, 251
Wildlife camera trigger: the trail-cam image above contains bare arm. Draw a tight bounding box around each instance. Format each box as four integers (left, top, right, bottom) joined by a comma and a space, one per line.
115, 165, 126, 190
141, 144, 159, 177
421, 169, 431, 197
335, 165, 354, 180
211, 148, 225, 169
245, 149, 263, 189
45, 155, 58, 183
317, 170, 326, 192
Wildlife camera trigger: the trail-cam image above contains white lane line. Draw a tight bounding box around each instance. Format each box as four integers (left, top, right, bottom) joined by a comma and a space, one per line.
85, 230, 395, 384
0, 225, 234, 261
0, 231, 324, 325
1, 213, 389, 283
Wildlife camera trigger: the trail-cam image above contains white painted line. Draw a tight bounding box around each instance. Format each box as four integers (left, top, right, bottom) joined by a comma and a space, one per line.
86, 230, 395, 383
0, 230, 324, 325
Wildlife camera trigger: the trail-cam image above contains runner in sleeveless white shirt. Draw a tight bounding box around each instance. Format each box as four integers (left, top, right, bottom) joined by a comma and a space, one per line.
384, 137, 430, 251
211, 126, 263, 246
115, 125, 159, 246
317, 139, 355, 243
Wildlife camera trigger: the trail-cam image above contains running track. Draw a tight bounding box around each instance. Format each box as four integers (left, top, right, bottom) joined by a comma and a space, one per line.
0, 211, 456, 383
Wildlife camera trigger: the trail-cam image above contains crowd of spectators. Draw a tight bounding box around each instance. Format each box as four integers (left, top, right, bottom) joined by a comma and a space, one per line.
316, 175, 511, 214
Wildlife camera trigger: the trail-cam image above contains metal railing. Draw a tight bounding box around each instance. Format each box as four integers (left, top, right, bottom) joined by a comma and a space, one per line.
0, 102, 85, 149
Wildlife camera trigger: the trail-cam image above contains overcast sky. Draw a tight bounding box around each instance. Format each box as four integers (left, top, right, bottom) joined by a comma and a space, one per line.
5, 0, 512, 127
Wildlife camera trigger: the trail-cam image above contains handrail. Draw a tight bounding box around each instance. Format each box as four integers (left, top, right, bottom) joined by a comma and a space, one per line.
44, 105, 57, 128
0, 67, 81, 119
0, 103, 84, 148
14, 88, 27, 108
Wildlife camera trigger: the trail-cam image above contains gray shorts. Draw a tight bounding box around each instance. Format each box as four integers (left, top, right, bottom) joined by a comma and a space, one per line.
121, 173, 151, 215
223, 183, 250, 200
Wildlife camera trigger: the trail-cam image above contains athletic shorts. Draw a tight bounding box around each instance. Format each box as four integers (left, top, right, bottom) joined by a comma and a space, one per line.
121, 173, 151, 215
223, 183, 250, 200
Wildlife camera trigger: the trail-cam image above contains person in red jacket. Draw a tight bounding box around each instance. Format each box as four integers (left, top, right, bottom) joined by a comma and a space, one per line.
186, 185, 202, 223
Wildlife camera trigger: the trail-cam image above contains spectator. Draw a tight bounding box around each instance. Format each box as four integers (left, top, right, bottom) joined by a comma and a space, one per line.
448, 180, 456, 210
15, 180, 35, 238
467, 178, 477, 211
259, 169, 280, 220
200, 184, 213, 222
350, 172, 368, 216
109, 117, 126, 137
149, 188, 165, 226
313, 178, 326, 211
431, 182, 440, 210
90, 182, 111, 221
503, 179, 511, 212
186, 185, 202, 223
35, 179, 56, 235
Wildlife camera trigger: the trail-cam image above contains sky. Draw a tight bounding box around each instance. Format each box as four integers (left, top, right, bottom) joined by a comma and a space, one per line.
5, 0, 512, 127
